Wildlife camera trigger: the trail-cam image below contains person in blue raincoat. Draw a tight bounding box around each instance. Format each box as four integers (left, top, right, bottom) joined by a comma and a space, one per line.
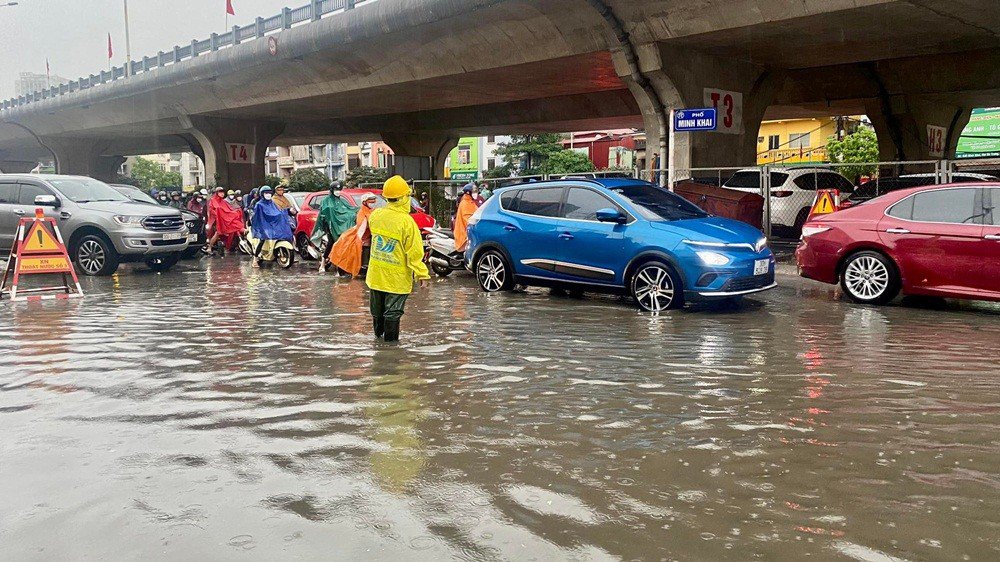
250, 186, 295, 267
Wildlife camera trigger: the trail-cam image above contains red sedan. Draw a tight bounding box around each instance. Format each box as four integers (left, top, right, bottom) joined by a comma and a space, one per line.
293, 189, 436, 256
796, 183, 999, 304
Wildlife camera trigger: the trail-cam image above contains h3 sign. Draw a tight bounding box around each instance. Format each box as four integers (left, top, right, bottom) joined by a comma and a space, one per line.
226, 143, 255, 165
673, 108, 717, 132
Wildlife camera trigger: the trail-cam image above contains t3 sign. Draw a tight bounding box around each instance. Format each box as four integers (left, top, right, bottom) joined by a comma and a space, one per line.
703, 88, 743, 135
226, 143, 255, 164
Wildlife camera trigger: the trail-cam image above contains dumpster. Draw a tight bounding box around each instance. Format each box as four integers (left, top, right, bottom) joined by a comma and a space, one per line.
674, 180, 764, 229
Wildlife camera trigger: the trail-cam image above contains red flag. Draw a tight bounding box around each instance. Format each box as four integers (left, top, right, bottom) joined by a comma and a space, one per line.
226, 0, 235, 16
107, 33, 113, 59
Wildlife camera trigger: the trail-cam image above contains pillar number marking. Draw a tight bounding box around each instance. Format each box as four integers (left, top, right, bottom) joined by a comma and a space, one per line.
703, 88, 743, 135
226, 143, 255, 164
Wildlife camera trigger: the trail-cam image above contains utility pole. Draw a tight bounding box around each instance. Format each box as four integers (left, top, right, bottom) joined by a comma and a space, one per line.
123, 0, 133, 76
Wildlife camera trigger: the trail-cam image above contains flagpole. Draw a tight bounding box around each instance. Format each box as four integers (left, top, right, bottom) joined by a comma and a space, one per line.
123, 0, 132, 76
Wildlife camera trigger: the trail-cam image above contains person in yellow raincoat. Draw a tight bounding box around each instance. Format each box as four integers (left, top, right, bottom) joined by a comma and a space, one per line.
453, 183, 479, 252
366, 176, 430, 342
329, 194, 377, 277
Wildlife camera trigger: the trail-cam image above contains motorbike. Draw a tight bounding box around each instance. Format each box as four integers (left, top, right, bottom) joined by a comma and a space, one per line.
238, 231, 296, 269
423, 226, 466, 277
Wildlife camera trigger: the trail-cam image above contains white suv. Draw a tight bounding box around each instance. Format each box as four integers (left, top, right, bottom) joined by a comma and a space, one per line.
723, 167, 854, 233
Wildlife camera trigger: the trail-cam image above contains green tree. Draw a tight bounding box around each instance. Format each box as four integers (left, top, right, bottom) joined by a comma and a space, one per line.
129, 157, 169, 190
159, 171, 183, 189
483, 163, 514, 180
826, 126, 879, 180
493, 134, 565, 175
541, 149, 596, 175
345, 166, 390, 188
287, 168, 331, 192
263, 174, 284, 188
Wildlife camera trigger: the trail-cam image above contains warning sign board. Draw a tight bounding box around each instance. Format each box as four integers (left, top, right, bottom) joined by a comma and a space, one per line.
1, 213, 83, 302
809, 190, 840, 218
21, 221, 61, 254
19, 256, 73, 274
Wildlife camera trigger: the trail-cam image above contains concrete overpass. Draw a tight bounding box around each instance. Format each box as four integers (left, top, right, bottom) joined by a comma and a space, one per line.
0, 0, 998, 188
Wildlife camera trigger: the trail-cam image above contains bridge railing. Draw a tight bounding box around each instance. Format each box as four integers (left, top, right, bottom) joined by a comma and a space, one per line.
0, 0, 371, 112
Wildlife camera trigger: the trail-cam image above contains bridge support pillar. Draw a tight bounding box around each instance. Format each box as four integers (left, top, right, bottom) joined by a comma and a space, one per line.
181, 116, 285, 190
865, 95, 972, 161
381, 133, 459, 181
43, 138, 125, 182
613, 44, 782, 175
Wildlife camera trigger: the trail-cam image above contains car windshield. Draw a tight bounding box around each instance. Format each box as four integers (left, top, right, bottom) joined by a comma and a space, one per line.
609, 184, 708, 221
49, 178, 129, 203
113, 186, 158, 205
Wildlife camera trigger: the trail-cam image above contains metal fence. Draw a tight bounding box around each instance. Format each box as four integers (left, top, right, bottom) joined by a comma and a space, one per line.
641, 159, 981, 240
0, 0, 374, 112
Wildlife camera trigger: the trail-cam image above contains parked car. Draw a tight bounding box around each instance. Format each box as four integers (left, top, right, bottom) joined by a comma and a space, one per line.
0, 174, 188, 275
111, 185, 205, 259
723, 167, 854, 233
466, 178, 775, 311
796, 183, 1000, 305
847, 173, 999, 204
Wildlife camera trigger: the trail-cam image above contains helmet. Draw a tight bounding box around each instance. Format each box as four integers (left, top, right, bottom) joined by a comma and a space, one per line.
250, 187, 259, 197
199, 188, 208, 196
259, 186, 274, 195
214, 186, 225, 193
383, 175, 411, 199
226, 190, 236, 197
462, 183, 475, 194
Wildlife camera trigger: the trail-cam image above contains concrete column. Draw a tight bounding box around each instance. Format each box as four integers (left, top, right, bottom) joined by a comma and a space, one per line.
380, 133, 459, 181
865, 95, 972, 161
43, 137, 125, 182
180, 116, 285, 190
614, 44, 783, 173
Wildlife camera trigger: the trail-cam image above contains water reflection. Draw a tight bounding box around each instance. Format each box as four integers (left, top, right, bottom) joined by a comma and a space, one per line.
0, 259, 997, 560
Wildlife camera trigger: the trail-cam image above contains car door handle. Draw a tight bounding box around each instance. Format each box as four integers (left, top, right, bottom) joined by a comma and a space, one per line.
985, 234, 1000, 241
503, 225, 518, 231
885, 228, 910, 234
559, 232, 574, 240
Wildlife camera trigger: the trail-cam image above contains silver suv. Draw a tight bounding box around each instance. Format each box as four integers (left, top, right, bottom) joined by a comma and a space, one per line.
0, 174, 189, 275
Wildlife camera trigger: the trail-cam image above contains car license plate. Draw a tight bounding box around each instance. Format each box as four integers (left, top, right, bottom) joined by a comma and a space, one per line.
163, 232, 185, 241
754, 259, 769, 276
186, 234, 198, 243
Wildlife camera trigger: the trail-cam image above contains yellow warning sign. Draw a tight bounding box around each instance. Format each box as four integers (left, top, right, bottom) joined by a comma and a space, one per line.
18, 256, 72, 273
810, 191, 837, 216
21, 222, 61, 254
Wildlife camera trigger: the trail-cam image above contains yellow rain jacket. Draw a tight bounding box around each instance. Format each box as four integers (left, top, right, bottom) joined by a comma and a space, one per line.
365, 197, 430, 294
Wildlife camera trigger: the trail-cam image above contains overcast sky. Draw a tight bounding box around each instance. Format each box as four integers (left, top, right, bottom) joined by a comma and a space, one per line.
0, 0, 296, 99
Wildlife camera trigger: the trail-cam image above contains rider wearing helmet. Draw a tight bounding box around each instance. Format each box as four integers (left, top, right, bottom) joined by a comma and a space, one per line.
453, 182, 480, 253
250, 186, 295, 267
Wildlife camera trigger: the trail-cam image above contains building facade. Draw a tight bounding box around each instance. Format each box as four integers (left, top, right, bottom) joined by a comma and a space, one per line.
265, 143, 349, 181
15, 72, 69, 97
755, 117, 863, 165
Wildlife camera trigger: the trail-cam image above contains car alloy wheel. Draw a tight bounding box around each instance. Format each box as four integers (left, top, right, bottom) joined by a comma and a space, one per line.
632, 262, 680, 312
78, 239, 106, 275
841, 252, 898, 304
476, 251, 509, 292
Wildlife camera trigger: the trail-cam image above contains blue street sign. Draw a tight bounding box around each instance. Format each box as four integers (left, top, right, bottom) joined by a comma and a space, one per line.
674, 108, 718, 132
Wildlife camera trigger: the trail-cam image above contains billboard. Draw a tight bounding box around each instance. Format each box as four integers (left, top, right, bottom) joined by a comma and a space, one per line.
956, 107, 1000, 159
447, 137, 480, 180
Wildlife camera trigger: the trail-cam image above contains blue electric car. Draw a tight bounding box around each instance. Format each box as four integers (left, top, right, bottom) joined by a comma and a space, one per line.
465, 178, 775, 311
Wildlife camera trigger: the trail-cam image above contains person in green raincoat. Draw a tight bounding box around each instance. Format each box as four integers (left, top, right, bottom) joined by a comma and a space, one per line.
313, 182, 358, 272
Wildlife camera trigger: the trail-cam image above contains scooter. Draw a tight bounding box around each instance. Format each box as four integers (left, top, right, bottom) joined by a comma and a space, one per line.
423, 226, 466, 277
239, 231, 296, 269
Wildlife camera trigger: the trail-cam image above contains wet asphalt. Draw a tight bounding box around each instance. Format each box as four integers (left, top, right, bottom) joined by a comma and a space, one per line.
1, 254, 998, 560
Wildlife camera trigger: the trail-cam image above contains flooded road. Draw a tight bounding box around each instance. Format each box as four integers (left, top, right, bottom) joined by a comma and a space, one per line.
1, 258, 998, 560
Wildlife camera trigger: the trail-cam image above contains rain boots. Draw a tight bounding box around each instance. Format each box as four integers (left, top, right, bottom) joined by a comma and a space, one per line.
383, 320, 400, 343
369, 290, 408, 342
373, 317, 385, 339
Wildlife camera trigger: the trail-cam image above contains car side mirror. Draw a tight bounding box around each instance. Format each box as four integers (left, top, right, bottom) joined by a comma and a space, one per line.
596, 207, 626, 224
35, 194, 59, 208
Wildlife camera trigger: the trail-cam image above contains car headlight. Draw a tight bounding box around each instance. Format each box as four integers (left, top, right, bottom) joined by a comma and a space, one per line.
695, 250, 731, 266
113, 215, 145, 226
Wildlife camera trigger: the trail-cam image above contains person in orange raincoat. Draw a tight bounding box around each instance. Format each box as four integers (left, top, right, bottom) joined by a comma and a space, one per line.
453, 183, 479, 252
329, 193, 378, 277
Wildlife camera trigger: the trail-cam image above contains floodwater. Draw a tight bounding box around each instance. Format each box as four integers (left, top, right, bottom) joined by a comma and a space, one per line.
1, 258, 998, 561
